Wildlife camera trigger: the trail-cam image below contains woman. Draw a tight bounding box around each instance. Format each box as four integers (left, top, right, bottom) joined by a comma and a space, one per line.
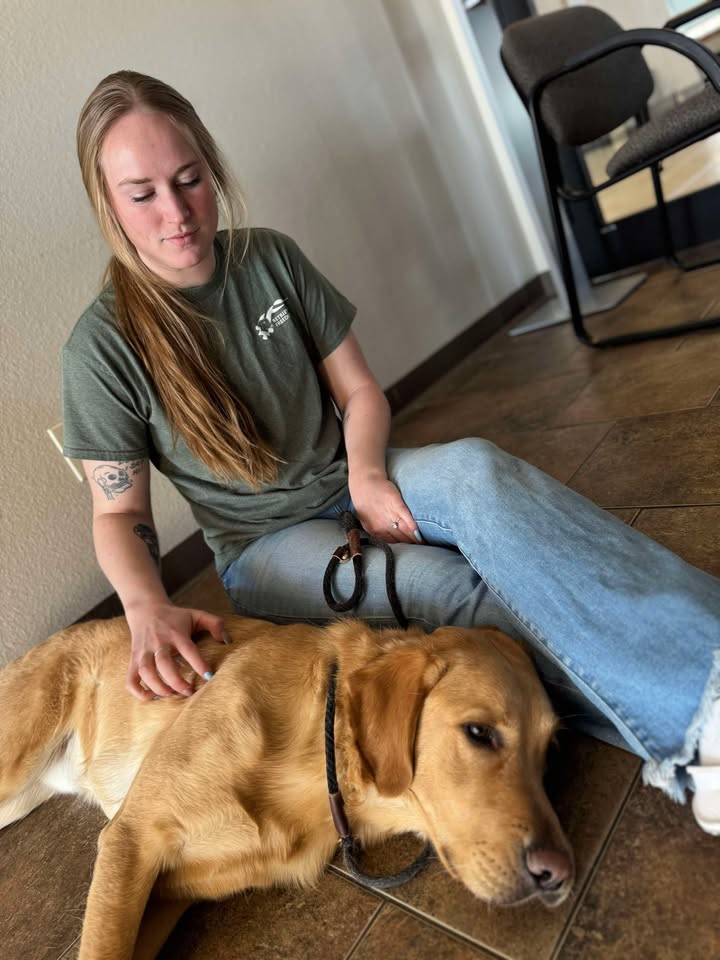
64, 71, 719, 832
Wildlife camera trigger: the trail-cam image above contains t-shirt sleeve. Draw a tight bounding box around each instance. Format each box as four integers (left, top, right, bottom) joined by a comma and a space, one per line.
280, 235, 357, 362
62, 336, 150, 461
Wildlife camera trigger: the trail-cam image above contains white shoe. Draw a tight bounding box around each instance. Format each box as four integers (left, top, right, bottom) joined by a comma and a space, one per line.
688, 765, 720, 835
688, 695, 720, 836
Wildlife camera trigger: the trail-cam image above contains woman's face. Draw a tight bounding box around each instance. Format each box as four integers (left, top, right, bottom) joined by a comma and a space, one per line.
101, 110, 219, 287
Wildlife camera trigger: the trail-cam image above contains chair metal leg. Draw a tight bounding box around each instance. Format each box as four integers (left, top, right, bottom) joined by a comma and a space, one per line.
649, 161, 682, 269
649, 153, 720, 274
531, 111, 720, 347
535, 126, 593, 344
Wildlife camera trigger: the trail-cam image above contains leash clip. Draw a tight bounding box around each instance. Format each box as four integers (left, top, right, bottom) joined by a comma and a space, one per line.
333, 545, 352, 564
331, 528, 363, 565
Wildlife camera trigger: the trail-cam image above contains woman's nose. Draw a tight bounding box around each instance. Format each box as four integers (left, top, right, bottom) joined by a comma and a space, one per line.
163, 189, 190, 223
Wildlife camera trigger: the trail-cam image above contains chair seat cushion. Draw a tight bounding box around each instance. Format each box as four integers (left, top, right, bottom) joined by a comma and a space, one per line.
607, 85, 720, 179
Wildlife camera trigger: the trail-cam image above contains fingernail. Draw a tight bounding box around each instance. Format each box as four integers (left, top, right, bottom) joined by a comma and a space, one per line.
222, 632, 231, 645
414, 529, 423, 543
152, 695, 161, 701
203, 671, 214, 681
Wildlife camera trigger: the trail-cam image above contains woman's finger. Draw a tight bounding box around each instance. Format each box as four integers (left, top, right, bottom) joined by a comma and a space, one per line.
174, 631, 215, 682
137, 654, 185, 698
151, 647, 194, 696
191, 610, 230, 646
375, 524, 414, 546
125, 670, 156, 702
388, 506, 423, 544
398, 503, 423, 540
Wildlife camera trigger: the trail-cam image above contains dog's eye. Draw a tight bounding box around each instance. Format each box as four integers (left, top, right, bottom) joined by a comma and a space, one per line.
463, 723, 499, 749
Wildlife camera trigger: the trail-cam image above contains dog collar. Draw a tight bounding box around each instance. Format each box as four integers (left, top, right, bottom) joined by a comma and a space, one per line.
324, 659, 434, 889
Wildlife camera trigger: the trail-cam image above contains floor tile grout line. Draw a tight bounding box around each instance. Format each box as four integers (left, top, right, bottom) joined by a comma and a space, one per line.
555, 398, 720, 431
328, 865, 517, 960
627, 508, 642, 527
342, 901, 385, 960
400, 365, 595, 418
383, 900, 513, 959
548, 763, 643, 960
564, 421, 615, 488
600, 500, 720, 511
395, 391, 720, 445
373, 895, 517, 960
459, 365, 594, 400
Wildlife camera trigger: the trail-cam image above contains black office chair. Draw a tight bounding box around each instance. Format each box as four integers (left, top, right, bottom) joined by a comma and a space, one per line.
501, 2, 720, 347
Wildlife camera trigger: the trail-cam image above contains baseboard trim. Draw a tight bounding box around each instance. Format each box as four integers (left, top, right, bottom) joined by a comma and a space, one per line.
78, 273, 547, 623
384, 273, 548, 414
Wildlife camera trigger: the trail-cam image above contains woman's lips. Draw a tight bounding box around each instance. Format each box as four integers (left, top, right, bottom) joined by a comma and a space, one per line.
165, 229, 198, 245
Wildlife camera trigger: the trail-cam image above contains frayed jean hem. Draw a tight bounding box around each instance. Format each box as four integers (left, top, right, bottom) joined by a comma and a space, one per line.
643, 648, 720, 803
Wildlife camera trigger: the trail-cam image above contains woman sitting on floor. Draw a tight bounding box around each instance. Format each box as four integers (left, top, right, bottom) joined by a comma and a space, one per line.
63, 71, 720, 834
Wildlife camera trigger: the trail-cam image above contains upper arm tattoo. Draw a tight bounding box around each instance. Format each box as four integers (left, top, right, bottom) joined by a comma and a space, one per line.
91, 459, 145, 501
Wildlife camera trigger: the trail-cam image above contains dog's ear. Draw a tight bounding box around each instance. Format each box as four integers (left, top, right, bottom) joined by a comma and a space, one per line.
347, 646, 447, 797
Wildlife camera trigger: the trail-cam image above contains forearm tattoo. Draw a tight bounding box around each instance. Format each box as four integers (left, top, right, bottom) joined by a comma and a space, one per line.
134, 523, 160, 568
91, 460, 145, 501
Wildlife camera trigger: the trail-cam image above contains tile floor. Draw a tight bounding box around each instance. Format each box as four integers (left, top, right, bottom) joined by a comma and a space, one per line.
2, 261, 719, 959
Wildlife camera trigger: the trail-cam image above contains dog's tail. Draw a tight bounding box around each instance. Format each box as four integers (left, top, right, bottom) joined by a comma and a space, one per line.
0, 620, 108, 829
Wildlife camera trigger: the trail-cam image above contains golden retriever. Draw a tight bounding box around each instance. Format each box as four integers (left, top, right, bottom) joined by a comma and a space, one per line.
0, 615, 573, 959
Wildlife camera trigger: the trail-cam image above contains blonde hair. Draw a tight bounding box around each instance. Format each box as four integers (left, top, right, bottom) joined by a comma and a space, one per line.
76, 70, 280, 487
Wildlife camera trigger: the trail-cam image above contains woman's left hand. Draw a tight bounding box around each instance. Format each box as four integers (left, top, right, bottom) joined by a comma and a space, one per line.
349, 475, 423, 544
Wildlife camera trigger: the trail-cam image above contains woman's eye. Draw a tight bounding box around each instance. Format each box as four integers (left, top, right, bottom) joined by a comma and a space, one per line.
131, 193, 154, 204
463, 723, 499, 750
179, 177, 200, 189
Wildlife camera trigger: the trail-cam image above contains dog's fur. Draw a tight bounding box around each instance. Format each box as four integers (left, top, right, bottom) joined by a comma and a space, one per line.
0, 616, 573, 959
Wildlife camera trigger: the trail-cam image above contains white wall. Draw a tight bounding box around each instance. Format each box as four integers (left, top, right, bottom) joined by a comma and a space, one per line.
1, 0, 538, 664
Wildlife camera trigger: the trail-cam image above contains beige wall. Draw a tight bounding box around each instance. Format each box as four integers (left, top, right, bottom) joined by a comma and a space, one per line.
1, 0, 538, 664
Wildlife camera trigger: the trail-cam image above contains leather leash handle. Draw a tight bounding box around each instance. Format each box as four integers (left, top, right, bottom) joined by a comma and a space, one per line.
323, 553, 364, 612
323, 512, 408, 628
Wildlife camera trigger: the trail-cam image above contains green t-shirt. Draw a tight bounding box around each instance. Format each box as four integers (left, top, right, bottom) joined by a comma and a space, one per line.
62, 228, 355, 575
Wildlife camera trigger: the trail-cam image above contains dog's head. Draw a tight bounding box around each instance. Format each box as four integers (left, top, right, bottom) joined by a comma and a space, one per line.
346, 626, 573, 907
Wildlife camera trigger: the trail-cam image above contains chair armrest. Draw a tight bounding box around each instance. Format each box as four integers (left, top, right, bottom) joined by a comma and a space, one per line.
529, 27, 720, 126
665, 1, 720, 31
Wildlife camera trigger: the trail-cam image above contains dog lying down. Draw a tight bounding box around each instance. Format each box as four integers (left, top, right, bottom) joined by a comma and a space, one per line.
0, 616, 574, 960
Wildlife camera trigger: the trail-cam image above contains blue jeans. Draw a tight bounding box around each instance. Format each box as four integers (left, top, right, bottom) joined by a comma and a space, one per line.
222, 440, 720, 801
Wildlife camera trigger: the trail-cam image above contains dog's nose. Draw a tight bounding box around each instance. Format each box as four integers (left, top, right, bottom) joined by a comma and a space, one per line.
525, 846, 572, 892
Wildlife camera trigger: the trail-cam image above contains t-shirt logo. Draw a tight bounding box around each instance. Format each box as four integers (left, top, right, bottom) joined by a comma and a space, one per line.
255, 298, 289, 340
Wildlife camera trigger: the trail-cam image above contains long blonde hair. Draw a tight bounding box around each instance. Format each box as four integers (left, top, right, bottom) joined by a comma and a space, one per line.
76, 70, 280, 487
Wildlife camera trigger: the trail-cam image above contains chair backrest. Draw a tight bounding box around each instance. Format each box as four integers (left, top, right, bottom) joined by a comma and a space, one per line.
501, 6, 654, 146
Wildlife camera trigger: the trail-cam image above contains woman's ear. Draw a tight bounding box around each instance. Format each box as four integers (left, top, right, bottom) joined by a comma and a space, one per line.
347, 646, 447, 797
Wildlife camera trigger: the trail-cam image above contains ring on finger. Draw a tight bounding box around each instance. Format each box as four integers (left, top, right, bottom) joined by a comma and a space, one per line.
153, 647, 170, 660
390, 518, 400, 530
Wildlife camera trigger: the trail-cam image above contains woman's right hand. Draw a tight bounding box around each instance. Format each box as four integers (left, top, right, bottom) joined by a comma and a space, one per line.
81, 460, 229, 701
124, 601, 230, 701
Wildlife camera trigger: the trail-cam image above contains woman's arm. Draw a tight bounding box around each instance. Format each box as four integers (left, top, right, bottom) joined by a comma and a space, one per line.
318, 332, 422, 544
84, 458, 228, 700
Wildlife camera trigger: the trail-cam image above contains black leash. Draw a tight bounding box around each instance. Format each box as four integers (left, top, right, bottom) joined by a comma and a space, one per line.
322, 512, 432, 888
324, 660, 435, 889
323, 511, 408, 629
